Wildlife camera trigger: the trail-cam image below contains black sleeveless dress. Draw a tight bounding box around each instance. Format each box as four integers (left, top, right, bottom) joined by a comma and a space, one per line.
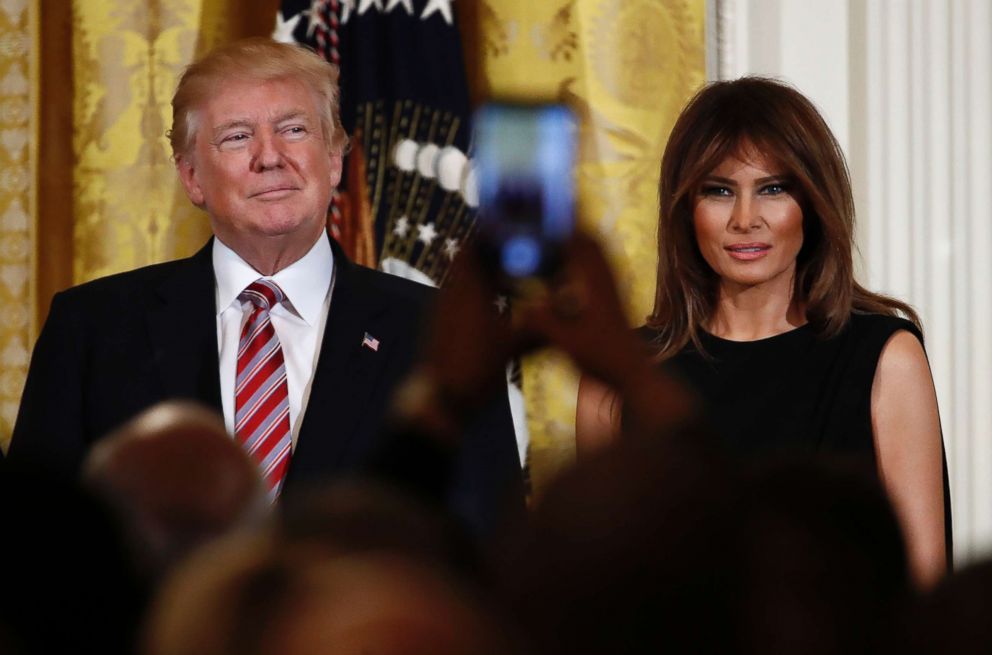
654, 313, 919, 464
642, 312, 952, 560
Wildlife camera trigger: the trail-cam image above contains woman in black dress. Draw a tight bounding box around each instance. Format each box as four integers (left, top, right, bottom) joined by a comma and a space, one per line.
576, 77, 947, 588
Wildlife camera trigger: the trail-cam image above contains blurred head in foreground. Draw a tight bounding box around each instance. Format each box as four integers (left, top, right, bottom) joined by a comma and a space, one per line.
145, 535, 522, 655
83, 400, 269, 580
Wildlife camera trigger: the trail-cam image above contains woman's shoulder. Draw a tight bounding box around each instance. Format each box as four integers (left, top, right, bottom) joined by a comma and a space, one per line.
845, 311, 923, 345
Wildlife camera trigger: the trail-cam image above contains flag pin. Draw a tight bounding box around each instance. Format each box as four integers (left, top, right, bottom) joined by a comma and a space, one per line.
362, 332, 380, 352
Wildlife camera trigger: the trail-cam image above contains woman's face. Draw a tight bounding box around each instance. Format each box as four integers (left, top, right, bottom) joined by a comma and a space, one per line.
692, 150, 804, 298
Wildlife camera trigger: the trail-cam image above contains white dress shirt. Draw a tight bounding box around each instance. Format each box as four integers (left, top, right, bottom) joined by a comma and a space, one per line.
213, 235, 334, 448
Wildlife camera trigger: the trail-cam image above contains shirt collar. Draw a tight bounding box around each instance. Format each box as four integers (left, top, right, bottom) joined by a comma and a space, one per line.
212, 234, 334, 326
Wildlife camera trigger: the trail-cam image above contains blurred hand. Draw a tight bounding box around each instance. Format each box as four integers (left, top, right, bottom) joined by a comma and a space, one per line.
514, 232, 648, 389
423, 232, 649, 401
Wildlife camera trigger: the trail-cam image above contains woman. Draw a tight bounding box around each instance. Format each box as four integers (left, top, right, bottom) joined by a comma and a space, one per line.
576, 77, 947, 588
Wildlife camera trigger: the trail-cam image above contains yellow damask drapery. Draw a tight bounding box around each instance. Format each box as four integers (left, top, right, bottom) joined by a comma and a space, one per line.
462, 0, 706, 492
0, 2, 36, 446
72, 0, 277, 282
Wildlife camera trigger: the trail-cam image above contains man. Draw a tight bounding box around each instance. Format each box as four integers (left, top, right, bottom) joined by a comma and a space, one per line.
10, 38, 521, 533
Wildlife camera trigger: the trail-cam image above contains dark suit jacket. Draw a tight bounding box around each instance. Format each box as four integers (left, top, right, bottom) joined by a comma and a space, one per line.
10, 236, 523, 534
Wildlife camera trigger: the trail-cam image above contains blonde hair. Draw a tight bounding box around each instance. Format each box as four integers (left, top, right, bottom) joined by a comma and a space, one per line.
649, 76, 920, 359
169, 37, 347, 160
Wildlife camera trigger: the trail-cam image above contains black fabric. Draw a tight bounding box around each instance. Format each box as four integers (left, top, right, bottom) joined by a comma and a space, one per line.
641, 312, 952, 564
655, 313, 919, 462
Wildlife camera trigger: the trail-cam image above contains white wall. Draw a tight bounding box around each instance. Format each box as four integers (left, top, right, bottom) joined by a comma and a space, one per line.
711, 0, 992, 565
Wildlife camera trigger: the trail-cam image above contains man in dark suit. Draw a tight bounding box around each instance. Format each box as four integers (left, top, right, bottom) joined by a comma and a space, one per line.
9, 38, 521, 534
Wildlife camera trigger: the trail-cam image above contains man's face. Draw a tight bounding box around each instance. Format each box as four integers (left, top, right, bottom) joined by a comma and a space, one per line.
177, 76, 342, 264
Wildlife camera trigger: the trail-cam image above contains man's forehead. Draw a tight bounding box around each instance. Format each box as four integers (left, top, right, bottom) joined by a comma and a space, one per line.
201, 77, 319, 125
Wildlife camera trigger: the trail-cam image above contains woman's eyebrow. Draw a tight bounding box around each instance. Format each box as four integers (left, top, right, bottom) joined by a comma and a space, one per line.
701, 175, 736, 185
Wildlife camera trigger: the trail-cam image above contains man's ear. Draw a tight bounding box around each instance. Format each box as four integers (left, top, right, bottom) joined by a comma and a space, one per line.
176, 155, 206, 208
328, 148, 343, 189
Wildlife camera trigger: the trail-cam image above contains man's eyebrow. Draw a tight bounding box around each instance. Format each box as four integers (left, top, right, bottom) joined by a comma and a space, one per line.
211, 119, 253, 138
271, 109, 310, 124
210, 110, 311, 137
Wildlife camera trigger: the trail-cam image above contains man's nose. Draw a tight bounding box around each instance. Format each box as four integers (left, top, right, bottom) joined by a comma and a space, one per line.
250, 131, 285, 171
728, 196, 760, 232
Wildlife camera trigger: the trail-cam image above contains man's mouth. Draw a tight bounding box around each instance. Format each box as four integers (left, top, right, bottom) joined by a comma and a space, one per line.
250, 186, 299, 199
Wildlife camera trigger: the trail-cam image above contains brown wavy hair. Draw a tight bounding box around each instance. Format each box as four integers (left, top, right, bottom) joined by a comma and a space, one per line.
647, 76, 919, 359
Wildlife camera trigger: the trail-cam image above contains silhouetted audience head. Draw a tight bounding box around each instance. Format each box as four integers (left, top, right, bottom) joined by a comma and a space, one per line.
279, 479, 484, 583
502, 431, 743, 654
892, 558, 992, 654
0, 464, 143, 654
83, 400, 269, 580
145, 535, 522, 655
733, 460, 910, 654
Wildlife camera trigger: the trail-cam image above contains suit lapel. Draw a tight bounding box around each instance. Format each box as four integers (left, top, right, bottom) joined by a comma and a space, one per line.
144, 240, 223, 413
288, 239, 403, 484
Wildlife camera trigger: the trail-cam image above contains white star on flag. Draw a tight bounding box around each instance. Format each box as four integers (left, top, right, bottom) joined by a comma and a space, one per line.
420, 0, 453, 25
358, 0, 383, 15
393, 216, 410, 237
272, 11, 301, 43
443, 238, 460, 260
303, 0, 329, 37
340, 0, 355, 23
494, 295, 509, 315
385, 0, 414, 14
417, 222, 438, 246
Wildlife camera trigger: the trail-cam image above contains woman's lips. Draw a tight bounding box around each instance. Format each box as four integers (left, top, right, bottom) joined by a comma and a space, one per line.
725, 243, 771, 261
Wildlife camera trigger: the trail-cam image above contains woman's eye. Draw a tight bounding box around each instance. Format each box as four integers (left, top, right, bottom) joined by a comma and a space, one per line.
760, 183, 788, 195
701, 185, 732, 197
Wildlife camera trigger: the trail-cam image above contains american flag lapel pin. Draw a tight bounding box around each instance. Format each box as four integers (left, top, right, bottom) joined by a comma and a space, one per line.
362, 332, 380, 352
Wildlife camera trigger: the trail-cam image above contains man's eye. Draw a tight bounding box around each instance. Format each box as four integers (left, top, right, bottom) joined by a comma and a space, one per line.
283, 125, 307, 137
220, 133, 249, 145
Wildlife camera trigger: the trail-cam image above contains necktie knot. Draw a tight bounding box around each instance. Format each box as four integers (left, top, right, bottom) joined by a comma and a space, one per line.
240, 279, 285, 311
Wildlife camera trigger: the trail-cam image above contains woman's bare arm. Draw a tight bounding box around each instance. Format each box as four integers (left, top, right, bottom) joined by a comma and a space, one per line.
576, 375, 620, 459
871, 329, 946, 590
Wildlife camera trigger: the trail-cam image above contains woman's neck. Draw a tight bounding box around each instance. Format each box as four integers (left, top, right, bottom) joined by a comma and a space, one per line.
708, 283, 806, 341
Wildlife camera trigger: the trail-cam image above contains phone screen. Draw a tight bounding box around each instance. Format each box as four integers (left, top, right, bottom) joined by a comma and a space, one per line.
473, 103, 577, 279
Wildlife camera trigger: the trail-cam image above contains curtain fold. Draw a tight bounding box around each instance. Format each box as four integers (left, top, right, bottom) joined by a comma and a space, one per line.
463, 0, 705, 492
0, 0, 37, 446
70, 0, 276, 285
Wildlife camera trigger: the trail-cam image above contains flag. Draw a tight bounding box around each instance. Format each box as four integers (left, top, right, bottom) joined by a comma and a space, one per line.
361, 331, 380, 351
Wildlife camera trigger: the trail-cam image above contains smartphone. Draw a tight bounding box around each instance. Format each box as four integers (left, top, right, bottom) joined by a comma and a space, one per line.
473, 102, 577, 281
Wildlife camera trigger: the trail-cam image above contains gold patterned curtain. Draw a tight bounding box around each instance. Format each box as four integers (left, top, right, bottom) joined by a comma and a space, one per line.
0, 2, 36, 447
0, 0, 276, 450
461, 0, 706, 492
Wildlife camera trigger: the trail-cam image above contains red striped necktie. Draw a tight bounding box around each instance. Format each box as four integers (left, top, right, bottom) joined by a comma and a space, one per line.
235, 279, 292, 501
